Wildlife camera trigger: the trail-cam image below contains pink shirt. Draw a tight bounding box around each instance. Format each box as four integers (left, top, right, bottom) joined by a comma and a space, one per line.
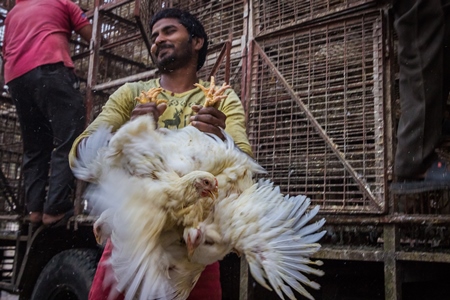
2, 0, 91, 83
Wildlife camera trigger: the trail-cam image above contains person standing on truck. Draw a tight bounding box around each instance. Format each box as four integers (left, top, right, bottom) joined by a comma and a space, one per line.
2, 0, 92, 225
69, 7, 251, 300
390, 0, 450, 194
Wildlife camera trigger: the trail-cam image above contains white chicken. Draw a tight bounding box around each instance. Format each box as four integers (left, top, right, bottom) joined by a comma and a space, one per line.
72, 113, 266, 299
186, 179, 326, 300
90, 174, 326, 300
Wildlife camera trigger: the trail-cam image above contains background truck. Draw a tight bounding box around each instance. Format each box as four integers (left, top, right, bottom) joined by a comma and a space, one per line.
1, 0, 450, 299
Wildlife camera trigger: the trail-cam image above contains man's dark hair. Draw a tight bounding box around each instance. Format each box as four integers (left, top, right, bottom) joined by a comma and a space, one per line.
150, 8, 208, 71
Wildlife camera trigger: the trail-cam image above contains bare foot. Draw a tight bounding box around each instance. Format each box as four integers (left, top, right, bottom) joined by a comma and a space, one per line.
29, 212, 43, 223
42, 213, 65, 225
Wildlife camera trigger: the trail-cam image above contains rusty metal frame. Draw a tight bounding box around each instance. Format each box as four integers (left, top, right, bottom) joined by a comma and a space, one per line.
252, 39, 383, 212
85, 0, 102, 124
134, 0, 152, 54
208, 40, 232, 83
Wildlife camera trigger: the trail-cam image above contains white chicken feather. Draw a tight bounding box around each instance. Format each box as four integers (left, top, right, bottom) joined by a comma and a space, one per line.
188, 179, 326, 300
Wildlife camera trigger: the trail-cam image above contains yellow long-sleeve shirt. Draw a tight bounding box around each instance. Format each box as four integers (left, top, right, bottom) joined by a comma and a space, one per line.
69, 78, 252, 167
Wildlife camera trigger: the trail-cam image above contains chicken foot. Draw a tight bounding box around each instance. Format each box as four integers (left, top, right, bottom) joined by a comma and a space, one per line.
135, 87, 168, 105
194, 76, 231, 108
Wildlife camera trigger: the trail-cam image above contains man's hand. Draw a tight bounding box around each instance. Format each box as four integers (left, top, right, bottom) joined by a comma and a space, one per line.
131, 103, 167, 125
190, 105, 226, 139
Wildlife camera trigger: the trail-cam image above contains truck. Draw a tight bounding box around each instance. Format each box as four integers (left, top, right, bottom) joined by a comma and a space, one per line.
1, 0, 450, 299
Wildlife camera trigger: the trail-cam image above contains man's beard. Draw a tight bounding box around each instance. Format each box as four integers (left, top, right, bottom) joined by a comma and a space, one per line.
154, 40, 194, 73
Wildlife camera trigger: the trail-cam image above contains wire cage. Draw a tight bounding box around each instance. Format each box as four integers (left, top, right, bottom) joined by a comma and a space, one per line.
253, 0, 377, 36
248, 11, 385, 214
73, 0, 153, 87
0, 99, 23, 213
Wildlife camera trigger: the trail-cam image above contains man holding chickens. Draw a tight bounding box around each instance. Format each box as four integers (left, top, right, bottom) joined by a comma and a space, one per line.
69, 7, 252, 300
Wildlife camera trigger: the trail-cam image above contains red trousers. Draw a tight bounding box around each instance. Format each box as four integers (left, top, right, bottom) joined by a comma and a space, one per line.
89, 240, 222, 300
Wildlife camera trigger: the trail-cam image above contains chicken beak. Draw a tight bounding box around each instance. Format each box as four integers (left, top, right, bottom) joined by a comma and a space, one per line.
210, 178, 219, 199
209, 187, 219, 200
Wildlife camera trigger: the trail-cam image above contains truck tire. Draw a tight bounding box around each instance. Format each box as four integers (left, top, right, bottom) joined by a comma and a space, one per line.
30, 248, 98, 300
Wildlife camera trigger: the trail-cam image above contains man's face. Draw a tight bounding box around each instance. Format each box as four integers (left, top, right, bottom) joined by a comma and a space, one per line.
150, 18, 198, 73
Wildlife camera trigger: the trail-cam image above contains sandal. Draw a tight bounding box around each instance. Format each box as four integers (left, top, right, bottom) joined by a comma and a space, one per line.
390, 159, 450, 194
